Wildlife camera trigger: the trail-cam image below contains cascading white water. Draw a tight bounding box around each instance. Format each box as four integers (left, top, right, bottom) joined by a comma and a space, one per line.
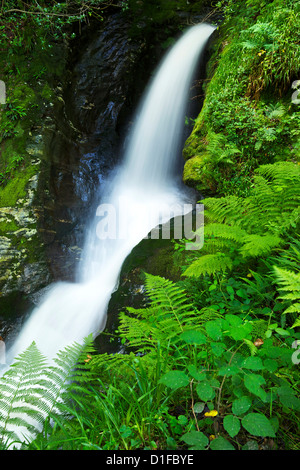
6, 23, 215, 365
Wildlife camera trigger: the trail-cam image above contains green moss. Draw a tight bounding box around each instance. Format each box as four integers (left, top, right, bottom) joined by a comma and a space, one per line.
40, 83, 54, 102
183, 0, 300, 196
12, 84, 36, 110
183, 154, 206, 185
0, 219, 19, 234
0, 164, 38, 207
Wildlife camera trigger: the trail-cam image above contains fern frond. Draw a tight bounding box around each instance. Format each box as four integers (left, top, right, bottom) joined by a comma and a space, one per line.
204, 223, 247, 243
203, 195, 244, 225
118, 311, 157, 353
183, 253, 233, 277
0, 337, 95, 448
143, 273, 195, 329
203, 162, 300, 236
94, 274, 201, 375
239, 233, 283, 257
273, 266, 300, 294
273, 266, 300, 325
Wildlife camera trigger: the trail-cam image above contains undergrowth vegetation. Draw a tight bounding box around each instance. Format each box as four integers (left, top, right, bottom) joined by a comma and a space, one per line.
183, 0, 300, 196
0, 0, 299, 452
0, 159, 299, 450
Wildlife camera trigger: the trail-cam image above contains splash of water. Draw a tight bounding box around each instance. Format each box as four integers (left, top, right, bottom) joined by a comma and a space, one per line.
7, 23, 215, 365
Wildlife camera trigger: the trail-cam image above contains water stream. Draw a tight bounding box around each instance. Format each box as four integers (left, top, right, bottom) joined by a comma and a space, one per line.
6, 23, 215, 365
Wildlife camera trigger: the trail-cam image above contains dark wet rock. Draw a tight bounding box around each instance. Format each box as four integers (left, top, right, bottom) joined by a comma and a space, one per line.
37, 13, 153, 283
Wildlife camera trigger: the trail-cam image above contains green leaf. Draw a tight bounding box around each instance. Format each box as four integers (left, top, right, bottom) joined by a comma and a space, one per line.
187, 365, 207, 381
241, 356, 264, 370
196, 382, 215, 402
218, 365, 240, 377
180, 330, 207, 345
223, 415, 241, 438
244, 373, 267, 401
269, 416, 279, 434
159, 371, 190, 390
275, 327, 290, 336
210, 342, 226, 357
181, 431, 208, 449
166, 437, 177, 450
120, 424, 133, 439
263, 359, 278, 372
232, 396, 252, 416
178, 415, 188, 426
226, 286, 235, 296
193, 402, 205, 414
227, 322, 253, 341
276, 386, 300, 411
205, 320, 223, 340
242, 413, 276, 437
210, 436, 235, 450
236, 289, 248, 299
225, 314, 242, 326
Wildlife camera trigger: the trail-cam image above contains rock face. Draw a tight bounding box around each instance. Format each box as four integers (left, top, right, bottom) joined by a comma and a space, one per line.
0, 136, 51, 298
0, 9, 208, 340
36, 12, 150, 284
0, 11, 150, 336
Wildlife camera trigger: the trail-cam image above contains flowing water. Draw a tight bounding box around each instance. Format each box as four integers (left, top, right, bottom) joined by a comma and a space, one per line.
6, 23, 215, 366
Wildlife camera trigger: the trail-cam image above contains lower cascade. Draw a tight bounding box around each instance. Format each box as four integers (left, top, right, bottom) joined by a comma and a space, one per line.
6, 23, 215, 366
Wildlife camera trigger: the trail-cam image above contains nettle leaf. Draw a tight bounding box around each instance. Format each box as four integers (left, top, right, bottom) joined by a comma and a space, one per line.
232, 396, 252, 416
242, 413, 276, 437
263, 358, 278, 372
181, 431, 208, 450
210, 341, 226, 357
276, 386, 300, 411
180, 330, 206, 345
225, 314, 242, 326
159, 371, 190, 390
196, 382, 215, 402
227, 322, 253, 341
218, 364, 240, 377
210, 436, 235, 450
241, 356, 264, 370
205, 320, 223, 340
244, 373, 267, 401
223, 415, 241, 438
187, 365, 207, 382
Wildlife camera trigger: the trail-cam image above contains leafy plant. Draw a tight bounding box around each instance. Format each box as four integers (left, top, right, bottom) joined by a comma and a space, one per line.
183, 162, 300, 278
274, 267, 300, 327
0, 337, 94, 449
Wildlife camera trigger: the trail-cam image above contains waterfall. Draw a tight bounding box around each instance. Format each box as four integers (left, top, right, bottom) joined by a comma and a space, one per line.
6, 23, 215, 365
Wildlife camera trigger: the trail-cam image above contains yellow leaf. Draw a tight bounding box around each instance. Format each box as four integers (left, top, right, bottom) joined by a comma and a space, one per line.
204, 410, 218, 417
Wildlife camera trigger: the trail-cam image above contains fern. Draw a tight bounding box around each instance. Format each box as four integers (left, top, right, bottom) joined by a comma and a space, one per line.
273, 266, 300, 326
92, 274, 210, 374
119, 274, 197, 347
239, 233, 283, 257
0, 338, 95, 449
204, 132, 241, 167
184, 253, 233, 277
184, 162, 300, 277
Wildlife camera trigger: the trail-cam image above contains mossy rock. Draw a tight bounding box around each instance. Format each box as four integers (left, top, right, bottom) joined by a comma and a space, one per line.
183, 153, 206, 187
0, 164, 39, 208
